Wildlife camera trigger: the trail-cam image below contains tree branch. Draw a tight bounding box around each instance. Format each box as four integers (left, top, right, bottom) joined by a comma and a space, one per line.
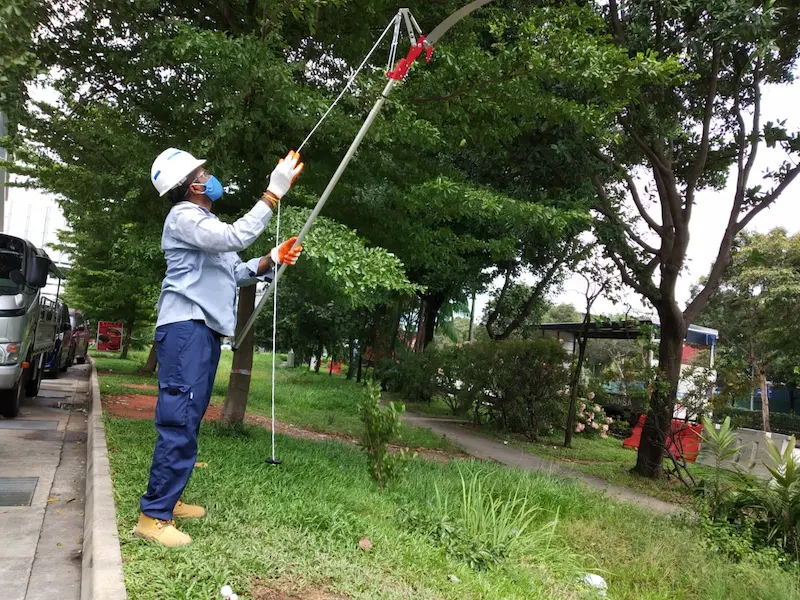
734, 61, 762, 207
607, 250, 659, 304
608, 0, 624, 42
485, 265, 513, 339
684, 42, 721, 221
683, 160, 800, 323
593, 150, 663, 233
736, 162, 800, 232
591, 175, 661, 255
494, 256, 569, 340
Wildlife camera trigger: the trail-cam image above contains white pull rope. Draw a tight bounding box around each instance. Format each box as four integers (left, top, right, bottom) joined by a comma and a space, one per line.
297, 13, 401, 153
270, 202, 280, 461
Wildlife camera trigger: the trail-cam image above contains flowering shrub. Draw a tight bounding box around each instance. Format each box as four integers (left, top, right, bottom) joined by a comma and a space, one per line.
574, 392, 613, 439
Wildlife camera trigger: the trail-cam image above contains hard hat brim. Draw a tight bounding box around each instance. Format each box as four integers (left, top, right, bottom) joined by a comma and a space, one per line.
157, 158, 207, 196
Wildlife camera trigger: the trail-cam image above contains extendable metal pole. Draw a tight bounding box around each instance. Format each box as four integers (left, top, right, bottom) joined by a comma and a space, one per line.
233, 77, 399, 349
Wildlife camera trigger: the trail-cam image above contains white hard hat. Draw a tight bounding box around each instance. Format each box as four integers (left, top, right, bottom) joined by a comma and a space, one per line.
150, 148, 206, 197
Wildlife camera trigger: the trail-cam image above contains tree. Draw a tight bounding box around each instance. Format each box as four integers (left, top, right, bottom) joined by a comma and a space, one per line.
564, 265, 615, 448
588, 0, 800, 477
698, 229, 800, 430
55, 219, 161, 359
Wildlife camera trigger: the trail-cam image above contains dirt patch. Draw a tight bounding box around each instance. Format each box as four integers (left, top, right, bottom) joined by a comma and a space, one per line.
101, 394, 464, 463
252, 578, 348, 600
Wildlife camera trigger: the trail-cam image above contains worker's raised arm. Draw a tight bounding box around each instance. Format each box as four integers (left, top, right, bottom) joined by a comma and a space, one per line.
166, 151, 305, 253
170, 201, 272, 253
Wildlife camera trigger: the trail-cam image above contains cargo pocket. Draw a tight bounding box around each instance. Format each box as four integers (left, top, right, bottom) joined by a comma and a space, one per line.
154, 326, 194, 428
156, 385, 192, 427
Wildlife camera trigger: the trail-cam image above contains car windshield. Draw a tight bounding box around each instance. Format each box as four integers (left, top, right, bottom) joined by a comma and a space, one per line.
0, 249, 23, 295
70, 315, 77, 328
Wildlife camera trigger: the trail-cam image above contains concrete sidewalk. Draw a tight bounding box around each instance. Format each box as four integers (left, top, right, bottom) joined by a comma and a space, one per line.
0, 364, 89, 600
404, 412, 683, 516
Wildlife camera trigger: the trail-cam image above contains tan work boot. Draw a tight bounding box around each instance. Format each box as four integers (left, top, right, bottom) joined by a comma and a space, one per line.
173, 500, 206, 519
134, 514, 191, 547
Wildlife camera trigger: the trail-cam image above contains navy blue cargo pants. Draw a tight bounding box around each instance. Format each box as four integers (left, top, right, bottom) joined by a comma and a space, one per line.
140, 320, 221, 520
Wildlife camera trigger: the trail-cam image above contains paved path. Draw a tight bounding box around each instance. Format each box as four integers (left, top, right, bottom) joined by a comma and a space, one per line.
404, 412, 683, 516
0, 364, 89, 600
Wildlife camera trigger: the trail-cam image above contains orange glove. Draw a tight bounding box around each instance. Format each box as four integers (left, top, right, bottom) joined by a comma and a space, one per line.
270, 236, 303, 266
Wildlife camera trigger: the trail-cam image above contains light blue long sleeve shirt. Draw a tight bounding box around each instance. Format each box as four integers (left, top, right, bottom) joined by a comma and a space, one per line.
156, 200, 274, 337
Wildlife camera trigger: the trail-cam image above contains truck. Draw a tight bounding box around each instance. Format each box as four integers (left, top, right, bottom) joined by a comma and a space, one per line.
0, 233, 63, 418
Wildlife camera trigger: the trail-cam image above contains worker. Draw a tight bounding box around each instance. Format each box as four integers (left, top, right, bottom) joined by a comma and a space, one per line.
135, 148, 304, 547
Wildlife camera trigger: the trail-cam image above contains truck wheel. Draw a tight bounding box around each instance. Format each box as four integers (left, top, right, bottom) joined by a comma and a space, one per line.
0, 377, 27, 418
25, 358, 43, 397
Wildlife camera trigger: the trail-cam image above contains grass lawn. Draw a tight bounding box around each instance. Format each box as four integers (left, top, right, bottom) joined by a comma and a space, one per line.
105, 416, 800, 600
400, 396, 716, 504
93, 350, 451, 450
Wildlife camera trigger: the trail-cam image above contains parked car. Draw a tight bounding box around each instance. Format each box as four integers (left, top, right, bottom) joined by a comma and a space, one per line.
0, 233, 62, 417
70, 309, 90, 364
44, 301, 75, 377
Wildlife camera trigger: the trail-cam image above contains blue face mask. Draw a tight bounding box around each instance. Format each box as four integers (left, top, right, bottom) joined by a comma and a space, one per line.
200, 175, 224, 202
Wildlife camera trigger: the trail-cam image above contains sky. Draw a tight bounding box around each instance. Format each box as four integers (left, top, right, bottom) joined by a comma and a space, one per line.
4, 71, 799, 329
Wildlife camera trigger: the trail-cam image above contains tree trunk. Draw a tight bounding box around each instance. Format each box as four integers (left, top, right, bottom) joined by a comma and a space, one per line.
635, 310, 685, 478
357, 348, 363, 383
314, 340, 323, 374
346, 339, 355, 380
120, 320, 134, 360
759, 371, 771, 432
565, 318, 591, 448
416, 292, 445, 351
221, 285, 256, 426
141, 343, 158, 373
468, 292, 477, 342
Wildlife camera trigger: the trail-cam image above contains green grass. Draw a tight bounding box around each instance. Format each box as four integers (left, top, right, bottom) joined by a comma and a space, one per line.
490, 432, 716, 505
106, 417, 800, 600
95, 350, 451, 451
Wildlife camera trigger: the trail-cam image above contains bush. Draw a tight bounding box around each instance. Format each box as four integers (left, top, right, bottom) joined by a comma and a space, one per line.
712, 406, 800, 437
608, 419, 632, 439
380, 347, 441, 404
388, 339, 570, 439
699, 416, 800, 562
480, 339, 570, 441
358, 379, 409, 490
574, 394, 613, 439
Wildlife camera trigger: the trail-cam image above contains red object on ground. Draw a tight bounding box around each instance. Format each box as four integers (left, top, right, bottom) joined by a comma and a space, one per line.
326, 360, 343, 375
623, 414, 703, 462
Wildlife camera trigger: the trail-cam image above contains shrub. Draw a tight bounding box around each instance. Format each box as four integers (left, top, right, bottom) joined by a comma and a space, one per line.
358, 379, 409, 490
712, 406, 800, 437
381, 347, 441, 404
574, 393, 613, 439
608, 419, 632, 439
483, 339, 570, 441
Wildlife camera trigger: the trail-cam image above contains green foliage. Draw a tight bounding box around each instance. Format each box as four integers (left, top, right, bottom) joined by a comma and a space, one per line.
573, 397, 613, 438
358, 379, 409, 491
388, 339, 571, 440
698, 416, 742, 519
712, 407, 800, 437
699, 417, 800, 561
733, 435, 800, 559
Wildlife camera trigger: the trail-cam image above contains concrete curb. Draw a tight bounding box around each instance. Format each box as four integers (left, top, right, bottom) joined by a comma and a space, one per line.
81, 359, 127, 600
